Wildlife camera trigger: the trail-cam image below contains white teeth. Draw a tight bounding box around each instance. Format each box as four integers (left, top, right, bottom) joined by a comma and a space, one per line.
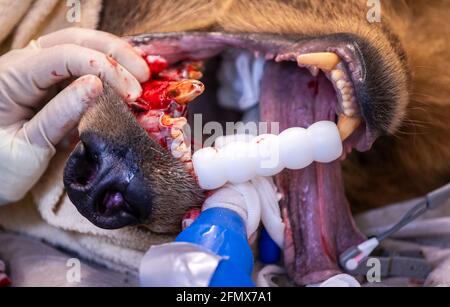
307, 121, 343, 163
342, 100, 352, 109
342, 87, 352, 95
336, 79, 346, 90
344, 108, 357, 117
329, 68, 360, 118
279, 127, 314, 170
193, 121, 344, 190
296, 53, 360, 120
331, 69, 345, 82
337, 114, 362, 141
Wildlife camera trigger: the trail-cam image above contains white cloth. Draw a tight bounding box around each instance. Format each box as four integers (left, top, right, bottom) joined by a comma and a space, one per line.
217, 50, 265, 111
356, 195, 450, 240
0, 232, 138, 287
356, 191, 450, 286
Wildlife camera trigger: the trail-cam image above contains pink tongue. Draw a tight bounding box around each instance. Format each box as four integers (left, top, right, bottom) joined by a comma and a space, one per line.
260, 61, 365, 285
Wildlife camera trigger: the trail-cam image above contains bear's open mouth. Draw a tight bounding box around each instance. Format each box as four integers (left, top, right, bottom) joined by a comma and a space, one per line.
128, 32, 380, 285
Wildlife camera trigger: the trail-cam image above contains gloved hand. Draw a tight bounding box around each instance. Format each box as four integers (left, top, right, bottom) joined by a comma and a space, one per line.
0, 28, 150, 205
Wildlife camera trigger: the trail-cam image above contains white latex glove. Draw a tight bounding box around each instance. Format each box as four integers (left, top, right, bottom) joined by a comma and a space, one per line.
0, 28, 150, 205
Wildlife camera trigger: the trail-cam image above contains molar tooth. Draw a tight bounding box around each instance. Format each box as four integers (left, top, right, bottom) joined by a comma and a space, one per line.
342, 87, 352, 95
342, 94, 352, 102
338, 114, 361, 141
344, 108, 357, 117
342, 100, 352, 109
336, 79, 346, 90
297, 52, 340, 71
331, 69, 345, 81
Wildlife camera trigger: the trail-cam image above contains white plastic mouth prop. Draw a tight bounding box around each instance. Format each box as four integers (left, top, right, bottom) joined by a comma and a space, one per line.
193, 120, 343, 190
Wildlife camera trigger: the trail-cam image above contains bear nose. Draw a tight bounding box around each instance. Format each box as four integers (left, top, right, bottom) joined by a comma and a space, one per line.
63, 133, 153, 229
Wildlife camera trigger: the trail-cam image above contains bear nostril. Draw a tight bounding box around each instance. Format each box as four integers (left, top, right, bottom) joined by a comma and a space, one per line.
70, 142, 99, 188
74, 162, 98, 186
98, 191, 126, 216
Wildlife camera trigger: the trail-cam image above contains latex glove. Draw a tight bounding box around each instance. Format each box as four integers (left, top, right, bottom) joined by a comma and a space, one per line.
0, 28, 150, 205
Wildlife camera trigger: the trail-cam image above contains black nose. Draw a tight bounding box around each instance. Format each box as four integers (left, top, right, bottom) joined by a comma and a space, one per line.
63, 133, 153, 229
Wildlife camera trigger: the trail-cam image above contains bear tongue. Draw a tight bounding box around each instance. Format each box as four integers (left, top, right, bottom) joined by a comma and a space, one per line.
260, 61, 366, 285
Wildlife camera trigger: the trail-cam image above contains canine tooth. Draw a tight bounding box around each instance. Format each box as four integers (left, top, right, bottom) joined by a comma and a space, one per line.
331, 69, 345, 81
337, 115, 361, 141
167, 80, 205, 105
297, 52, 340, 71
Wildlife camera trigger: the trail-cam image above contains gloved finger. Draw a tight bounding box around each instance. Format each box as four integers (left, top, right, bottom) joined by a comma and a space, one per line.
36, 28, 150, 83
20, 75, 103, 149
24, 44, 141, 103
